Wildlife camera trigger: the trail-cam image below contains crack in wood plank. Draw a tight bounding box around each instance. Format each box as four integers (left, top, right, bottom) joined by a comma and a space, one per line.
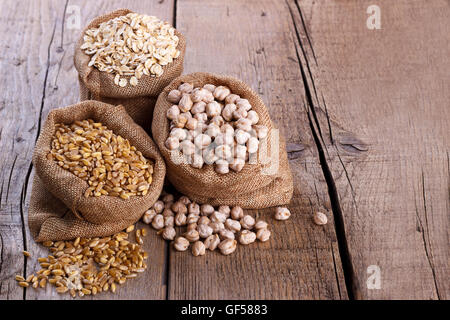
286, 0, 359, 299
420, 170, 441, 299
5, 155, 18, 205
330, 242, 342, 300
35, 22, 57, 143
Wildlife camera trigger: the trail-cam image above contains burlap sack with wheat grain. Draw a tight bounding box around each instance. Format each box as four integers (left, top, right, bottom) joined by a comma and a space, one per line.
74, 9, 186, 133
152, 73, 293, 208
28, 101, 165, 242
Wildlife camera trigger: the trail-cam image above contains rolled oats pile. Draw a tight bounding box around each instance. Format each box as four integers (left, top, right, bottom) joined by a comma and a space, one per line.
165, 83, 269, 174
141, 192, 291, 256
15, 226, 148, 297
47, 119, 154, 199
81, 12, 180, 87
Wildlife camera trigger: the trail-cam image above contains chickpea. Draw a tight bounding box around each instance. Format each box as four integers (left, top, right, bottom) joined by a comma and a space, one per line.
213, 86, 231, 101
166, 105, 180, 120
192, 241, 206, 256
174, 236, 190, 251
239, 230, 256, 245
167, 89, 182, 104
178, 82, 193, 93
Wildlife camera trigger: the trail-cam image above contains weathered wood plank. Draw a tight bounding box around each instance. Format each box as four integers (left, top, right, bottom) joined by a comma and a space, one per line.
0, 0, 62, 300
292, 0, 450, 299
0, 0, 173, 300
168, 0, 346, 300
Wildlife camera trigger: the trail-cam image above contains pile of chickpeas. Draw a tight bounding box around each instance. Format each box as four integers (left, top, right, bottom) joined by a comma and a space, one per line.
165, 83, 269, 174
142, 192, 292, 256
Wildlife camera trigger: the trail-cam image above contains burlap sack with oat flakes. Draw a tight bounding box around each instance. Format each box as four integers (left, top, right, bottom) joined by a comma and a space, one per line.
152, 73, 293, 208
74, 9, 186, 133
28, 101, 165, 242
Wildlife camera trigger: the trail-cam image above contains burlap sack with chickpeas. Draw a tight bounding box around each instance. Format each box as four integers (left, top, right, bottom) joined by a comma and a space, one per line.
29, 101, 165, 242
152, 72, 293, 208
74, 9, 186, 133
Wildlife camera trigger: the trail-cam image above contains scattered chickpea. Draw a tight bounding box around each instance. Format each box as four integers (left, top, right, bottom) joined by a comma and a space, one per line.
219, 229, 235, 241
209, 221, 225, 234
171, 201, 187, 215
164, 216, 174, 228
200, 204, 215, 216
187, 213, 200, 224
254, 220, 268, 230
197, 224, 213, 239
162, 227, 176, 240
313, 211, 328, 225
162, 194, 174, 203
188, 202, 201, 215
240, 215, 255, 230
239, 230, 257, 245
184, 229, 200, 242
187, 222, 198, 231
142, 209, 157, 224
175, 212, 187, 226
197, 216, 211, 225
204, 234, 220, 251
174, 236, 190, 251
153, 201, 165, 214
217, 206, 231, 218
210, 211, 227, 224
274, 207, 291, 221
162, 208, 175, 217
256, 228, 271, 242
151, 214, 164, 230
218, 239, 237, 255
231, 206, 244, 220
192, 241, 206, 256
225, 219, 241, 233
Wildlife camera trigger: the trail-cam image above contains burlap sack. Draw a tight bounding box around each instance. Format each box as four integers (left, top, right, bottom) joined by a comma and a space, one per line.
74, 9, 186, 132
29, 100, 165, 242
152, 73, 294, 208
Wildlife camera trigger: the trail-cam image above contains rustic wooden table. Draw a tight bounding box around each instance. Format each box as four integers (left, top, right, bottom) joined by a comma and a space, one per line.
0, 0, 448, 300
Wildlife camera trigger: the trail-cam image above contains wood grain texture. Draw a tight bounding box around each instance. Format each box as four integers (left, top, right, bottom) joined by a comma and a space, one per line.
168, 0, 346, 300
1, 0, 448, 300
0, 0, 174, 300
291, 0, 449, 299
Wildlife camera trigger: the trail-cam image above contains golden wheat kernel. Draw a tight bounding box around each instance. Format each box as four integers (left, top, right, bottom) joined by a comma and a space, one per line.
15, 275, 25, 282
18, 281, 29, 288
43, 241, 53, 247
39, 278, 47, 288
56, 286, 68, 294
23, 250, 31, 258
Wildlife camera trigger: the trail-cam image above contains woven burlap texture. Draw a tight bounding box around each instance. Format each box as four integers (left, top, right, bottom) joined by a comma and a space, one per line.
152, 73, 294, 208
74, 8, 186, 132
29, 100, 166, 242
